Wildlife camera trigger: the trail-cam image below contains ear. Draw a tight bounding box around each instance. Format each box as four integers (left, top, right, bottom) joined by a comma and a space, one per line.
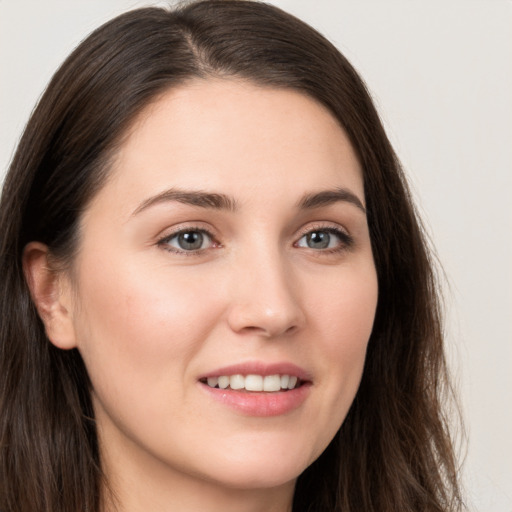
23, 242, 77, 350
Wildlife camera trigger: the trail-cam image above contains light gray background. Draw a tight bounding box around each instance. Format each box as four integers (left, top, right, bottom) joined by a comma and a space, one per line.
1, 1, 511, 510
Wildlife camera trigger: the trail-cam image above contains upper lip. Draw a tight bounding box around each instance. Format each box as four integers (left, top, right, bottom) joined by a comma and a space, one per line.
199, 361, 312, 382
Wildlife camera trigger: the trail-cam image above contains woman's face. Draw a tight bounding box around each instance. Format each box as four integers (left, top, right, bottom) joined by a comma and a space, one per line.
62, 80, 378, 493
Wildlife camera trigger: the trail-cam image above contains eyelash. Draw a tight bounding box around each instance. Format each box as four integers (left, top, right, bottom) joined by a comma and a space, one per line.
294, 225, 354, 254
156, 224, 353, 256
157, 225, 219, 256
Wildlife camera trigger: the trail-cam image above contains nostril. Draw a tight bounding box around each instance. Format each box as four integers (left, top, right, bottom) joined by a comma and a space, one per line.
237, 323, 299, 338
284, 325, 298, 335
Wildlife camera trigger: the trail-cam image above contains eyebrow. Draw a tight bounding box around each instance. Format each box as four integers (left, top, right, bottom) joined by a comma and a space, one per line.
132, 188, 238, 216
297, 188, 366, 214
131, 186, 366, 216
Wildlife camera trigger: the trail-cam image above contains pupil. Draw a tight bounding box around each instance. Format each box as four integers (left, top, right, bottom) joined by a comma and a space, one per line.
179, 232, 203, 250
308, 231, 329, 249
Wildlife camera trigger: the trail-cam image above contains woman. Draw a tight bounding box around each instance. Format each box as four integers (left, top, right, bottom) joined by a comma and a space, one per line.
0, 1, 464, 511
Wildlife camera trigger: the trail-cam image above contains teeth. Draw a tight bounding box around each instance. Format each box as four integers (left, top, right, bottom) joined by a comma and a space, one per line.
263, 375, 281, 392
245, 374, 263, 391
230, 374, 245, 390
204, 374, 301, 392
218, 376, 230, 389
207, 377, 218, 388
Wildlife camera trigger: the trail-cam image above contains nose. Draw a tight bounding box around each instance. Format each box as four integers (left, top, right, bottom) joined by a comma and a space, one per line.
226, 249, 306, 338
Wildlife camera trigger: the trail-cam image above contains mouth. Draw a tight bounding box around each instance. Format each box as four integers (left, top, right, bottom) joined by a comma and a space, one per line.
199, 374, 302, 392
198, 362, 312, 416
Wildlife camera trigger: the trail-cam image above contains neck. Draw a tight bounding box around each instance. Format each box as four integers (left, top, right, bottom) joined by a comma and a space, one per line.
102, 478, 294, 512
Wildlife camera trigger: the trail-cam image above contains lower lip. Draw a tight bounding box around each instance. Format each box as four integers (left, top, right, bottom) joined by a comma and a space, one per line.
200, 383, 311, 417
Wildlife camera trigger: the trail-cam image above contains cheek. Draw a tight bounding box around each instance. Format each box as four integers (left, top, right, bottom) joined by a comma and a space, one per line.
309, 259, 378, 353
305, 263, 377, 442
72, 256, 223, 403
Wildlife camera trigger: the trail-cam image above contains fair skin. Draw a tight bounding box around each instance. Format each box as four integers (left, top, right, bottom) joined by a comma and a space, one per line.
24, 79, 378, 512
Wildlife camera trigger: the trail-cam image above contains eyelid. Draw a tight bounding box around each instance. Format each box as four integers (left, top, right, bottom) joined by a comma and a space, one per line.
156, 224, 220, 255
293, 222, 354, 251
295, 221, 350, 238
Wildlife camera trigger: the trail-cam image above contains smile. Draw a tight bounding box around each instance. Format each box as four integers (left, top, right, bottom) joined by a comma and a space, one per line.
201, 374, 300, 392
198, 362, 312, 415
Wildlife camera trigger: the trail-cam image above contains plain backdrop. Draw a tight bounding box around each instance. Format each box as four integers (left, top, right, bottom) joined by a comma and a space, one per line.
1, 1, 511, 510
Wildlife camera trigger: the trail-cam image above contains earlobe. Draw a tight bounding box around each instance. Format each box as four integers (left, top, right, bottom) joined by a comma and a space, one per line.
22, 242, 77, 350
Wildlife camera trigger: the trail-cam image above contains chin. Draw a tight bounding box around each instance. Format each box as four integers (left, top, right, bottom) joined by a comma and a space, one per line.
207, 464, 302, 491
196, 442, 317, 491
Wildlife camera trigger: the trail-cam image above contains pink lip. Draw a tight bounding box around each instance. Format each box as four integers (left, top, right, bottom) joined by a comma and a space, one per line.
198, 361, 312, 417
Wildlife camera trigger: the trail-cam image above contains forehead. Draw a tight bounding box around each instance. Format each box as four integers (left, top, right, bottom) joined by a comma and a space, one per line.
99, 79, 364, 212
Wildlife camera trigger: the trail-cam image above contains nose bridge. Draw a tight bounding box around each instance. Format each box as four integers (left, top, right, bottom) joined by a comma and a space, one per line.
227, 238, 304, 337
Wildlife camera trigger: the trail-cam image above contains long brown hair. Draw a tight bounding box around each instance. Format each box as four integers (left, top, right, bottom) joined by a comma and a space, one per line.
0, 1, 464, 511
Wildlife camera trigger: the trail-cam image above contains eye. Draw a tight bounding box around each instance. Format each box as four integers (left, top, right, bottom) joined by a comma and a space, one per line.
158, 229, 215, 253
295, 227, 352, 251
